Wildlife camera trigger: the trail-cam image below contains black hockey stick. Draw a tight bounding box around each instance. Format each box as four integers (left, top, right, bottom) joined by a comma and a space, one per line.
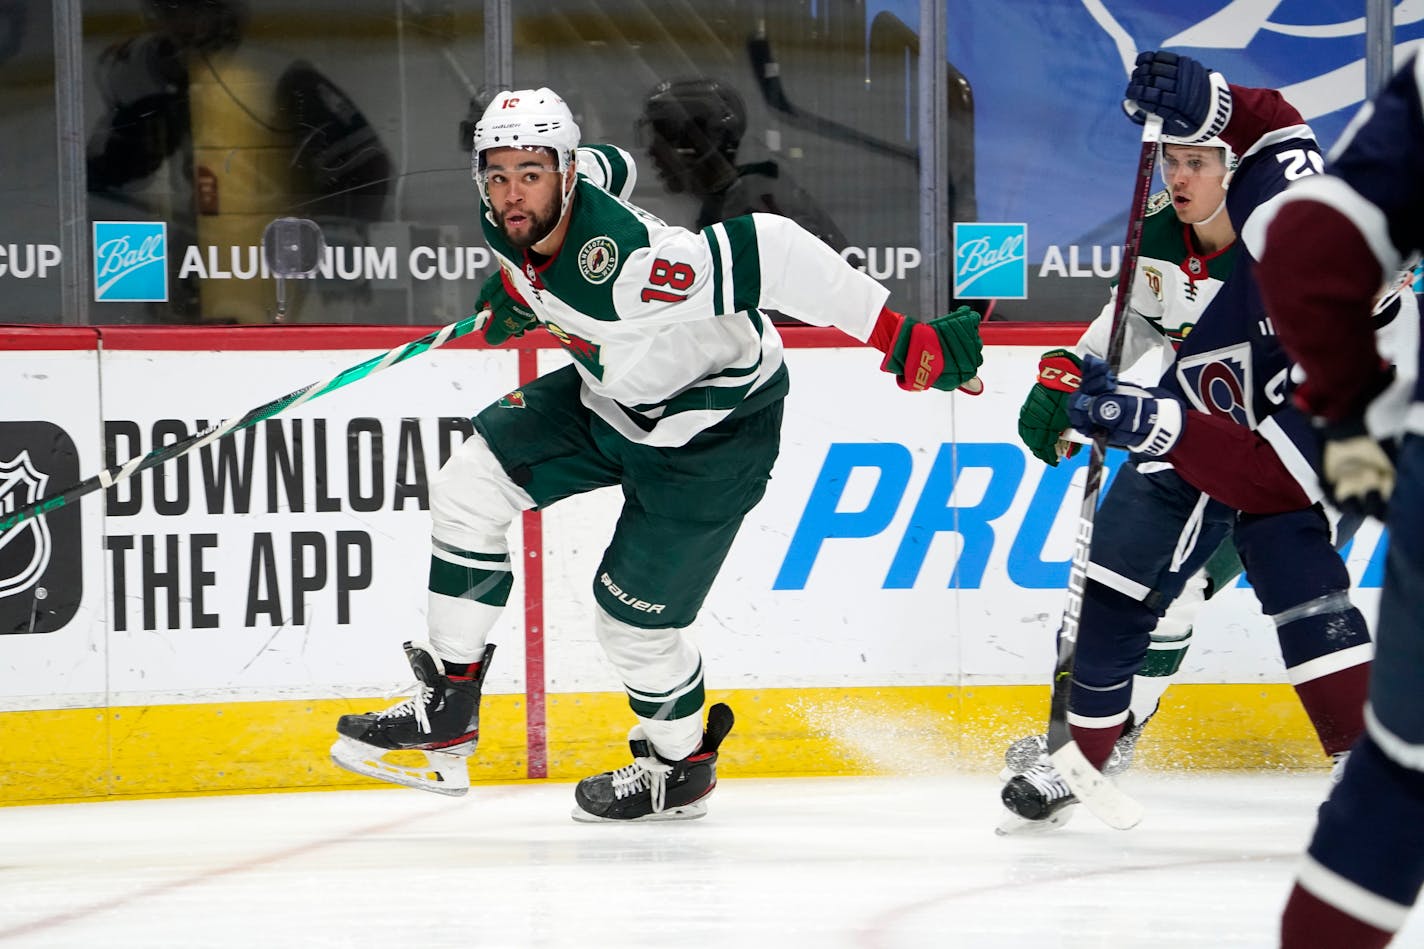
747, 29, 917, 163
1043, 115, 1163, 831
0, 312, 487, 537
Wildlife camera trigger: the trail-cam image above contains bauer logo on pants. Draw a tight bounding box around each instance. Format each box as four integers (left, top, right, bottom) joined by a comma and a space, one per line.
953, 223, 1027, 300
93, 221, 168, 303
0, 422, 82, 634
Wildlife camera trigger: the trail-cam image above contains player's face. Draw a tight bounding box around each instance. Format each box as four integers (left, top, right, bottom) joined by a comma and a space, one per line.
483, 147, 567, 249
1161, 145, 1228, 225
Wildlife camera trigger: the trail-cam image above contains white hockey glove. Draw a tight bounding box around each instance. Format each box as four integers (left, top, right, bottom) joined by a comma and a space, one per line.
1067, 355, 1184, 457
1320, 418, 1395, 520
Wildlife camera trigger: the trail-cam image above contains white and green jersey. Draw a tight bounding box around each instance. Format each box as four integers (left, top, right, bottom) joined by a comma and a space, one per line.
1077, 191, 1237, 385
480, 144, 887, 446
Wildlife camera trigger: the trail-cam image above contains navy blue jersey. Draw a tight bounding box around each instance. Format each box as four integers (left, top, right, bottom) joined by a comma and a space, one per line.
1164, 86, 1324, 430
1153, 86, 1327, 509
1258, 54, 1424, 428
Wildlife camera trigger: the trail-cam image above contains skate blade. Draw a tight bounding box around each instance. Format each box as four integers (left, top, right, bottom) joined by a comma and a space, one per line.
569, 801, 709, 824
994, 804, 1076, 837
330, 737, 470, 797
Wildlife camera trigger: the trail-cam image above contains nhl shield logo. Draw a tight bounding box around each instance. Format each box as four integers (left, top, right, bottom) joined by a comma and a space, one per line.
0, 422, 83, 634
0, 451, 51, 598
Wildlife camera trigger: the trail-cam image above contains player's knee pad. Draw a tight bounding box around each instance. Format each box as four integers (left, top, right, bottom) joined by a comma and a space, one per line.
593, 606, 704, 723
429, 431, 534, 549
1272, 588, 1373, 680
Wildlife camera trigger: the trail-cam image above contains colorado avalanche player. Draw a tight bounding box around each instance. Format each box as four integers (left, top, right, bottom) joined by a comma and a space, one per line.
1255, 52, 1424, 949
1000, 51, 1375, 831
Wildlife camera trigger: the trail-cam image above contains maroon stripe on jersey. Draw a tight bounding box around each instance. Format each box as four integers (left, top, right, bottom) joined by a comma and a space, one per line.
1281, 883, 1394, 949
1221, 84, 1306, 155
1167, 411, 1312, 514
1257, 201, 1386, 422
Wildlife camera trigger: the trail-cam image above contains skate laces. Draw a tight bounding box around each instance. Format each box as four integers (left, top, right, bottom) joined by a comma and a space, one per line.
375, 681, 436, 734
610, 753, 674, 812
1022, 762, 1073, 802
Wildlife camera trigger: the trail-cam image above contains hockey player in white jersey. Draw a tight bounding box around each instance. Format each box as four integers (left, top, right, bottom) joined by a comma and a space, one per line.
330, 87, 984, 821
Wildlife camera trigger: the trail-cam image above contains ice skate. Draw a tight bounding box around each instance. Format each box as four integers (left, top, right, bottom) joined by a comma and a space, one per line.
997, 760, 1079, 835
572, 703, 734, 822
998, 714, 1146, 782
1329, 750, 1350, 788
330, 641, 494, 796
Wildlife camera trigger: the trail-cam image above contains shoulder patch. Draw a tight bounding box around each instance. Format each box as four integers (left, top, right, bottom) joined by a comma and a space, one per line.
577, 236, 619, 284
1145, 190, 1172, 215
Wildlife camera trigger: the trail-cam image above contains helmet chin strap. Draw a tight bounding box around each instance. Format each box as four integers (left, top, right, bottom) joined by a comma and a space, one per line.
1196, 196, 1229, 227
554, 164, 577, 227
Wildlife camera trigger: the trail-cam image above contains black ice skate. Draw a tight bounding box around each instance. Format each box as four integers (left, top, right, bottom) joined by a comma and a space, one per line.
997, 760, 1078, 835
572, 703, 734, 823
330, 641, 494, 796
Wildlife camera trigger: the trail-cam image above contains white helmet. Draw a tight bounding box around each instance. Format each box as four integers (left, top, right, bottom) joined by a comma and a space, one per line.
472, 88, 580, 206
1159, 135, 1236, 226
1159, 134, 1237, 178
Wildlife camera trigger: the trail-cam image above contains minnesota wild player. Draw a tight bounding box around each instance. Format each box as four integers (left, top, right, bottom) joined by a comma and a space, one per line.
331, 87, 984, 821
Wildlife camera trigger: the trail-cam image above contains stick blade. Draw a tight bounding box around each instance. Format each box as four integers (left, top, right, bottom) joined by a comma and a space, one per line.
1050, 741, 1143, 830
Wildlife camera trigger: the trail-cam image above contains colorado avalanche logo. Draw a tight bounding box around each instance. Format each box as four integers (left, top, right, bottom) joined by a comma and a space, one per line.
1175, 343, 1256, 428
577, 236, 618, 285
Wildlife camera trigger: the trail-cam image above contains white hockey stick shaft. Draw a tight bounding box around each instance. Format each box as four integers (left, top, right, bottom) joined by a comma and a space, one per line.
0, 313, 487, 536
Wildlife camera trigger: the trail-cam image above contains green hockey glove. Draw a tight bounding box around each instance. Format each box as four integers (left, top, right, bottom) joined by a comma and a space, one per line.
475, 269, 538, 345
874, 305, 984, 392
1018, 348, 1084, 466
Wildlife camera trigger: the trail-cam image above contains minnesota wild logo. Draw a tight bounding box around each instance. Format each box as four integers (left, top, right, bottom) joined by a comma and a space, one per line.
577, 236, 618, 284
497, 389, 527, 409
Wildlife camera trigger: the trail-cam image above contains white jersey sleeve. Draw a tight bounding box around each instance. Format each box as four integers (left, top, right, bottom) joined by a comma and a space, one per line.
1076, 292, 1177, 386
576, 144, 637, 200
601, 213, 887, 340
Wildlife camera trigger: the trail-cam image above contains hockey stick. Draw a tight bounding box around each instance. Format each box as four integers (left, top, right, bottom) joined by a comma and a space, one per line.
1043, 115, 1163, 831
0, 314, 485, 536
747, 29, 917, 163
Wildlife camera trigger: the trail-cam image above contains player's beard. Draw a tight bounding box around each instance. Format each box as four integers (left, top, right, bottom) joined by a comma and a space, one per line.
495, 194, 561, 249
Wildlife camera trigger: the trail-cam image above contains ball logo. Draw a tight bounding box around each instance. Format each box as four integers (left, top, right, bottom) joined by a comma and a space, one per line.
93, 221, 168, 303
953, 223, 1027, 300
0, 422, 83, 634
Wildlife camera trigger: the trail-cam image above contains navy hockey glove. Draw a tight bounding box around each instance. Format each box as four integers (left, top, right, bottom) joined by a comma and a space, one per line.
873, 305, 984, 393
1319, 417, 1395, 521
1018, 348, 1084, 466
1122, 50, 1232, 143
1068, 355, 1184, 457
475, 268, 538, 345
